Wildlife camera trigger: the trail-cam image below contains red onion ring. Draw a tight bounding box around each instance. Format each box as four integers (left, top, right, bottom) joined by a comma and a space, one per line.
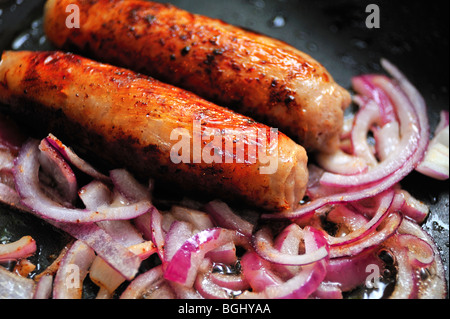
327, 190, 394, 247
352, 75, 397, 125
209, 271, 250, 291
350, 99, 383, 167
33, 274, 53, 299
205, 241, 238, 265
239, 228, 328, 299
253, 226, 328, 266
320, 76, 421, 187
240, 251, 283, 292
0, 236, 37, 263
194, 268, 239, 299
204, 200, 254, 237
0, 264, 35, 299
316, 149, 368, 176
325, 247, 384, 292
51, 221, 142, 281
120, 265, 176, 299
45, 134, 110, 183
311, 282, 343, 299
329, 212, 402, 259
14, 139, 152, 224
52, 240, 96, 299
38, 138, 78, 205
387, 219, 447, 299
164, 228, 248, 287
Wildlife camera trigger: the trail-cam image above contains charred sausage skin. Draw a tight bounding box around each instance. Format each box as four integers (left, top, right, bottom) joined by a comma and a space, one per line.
0, 50, 308, 212
43, 0, 351, 153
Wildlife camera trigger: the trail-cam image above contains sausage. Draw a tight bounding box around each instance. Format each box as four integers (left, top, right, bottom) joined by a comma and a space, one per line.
43, 0, 351, 153
0, 50, 308, 212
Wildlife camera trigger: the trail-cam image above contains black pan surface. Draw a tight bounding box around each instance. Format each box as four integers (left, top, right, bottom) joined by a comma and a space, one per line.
0, 0, 448, 298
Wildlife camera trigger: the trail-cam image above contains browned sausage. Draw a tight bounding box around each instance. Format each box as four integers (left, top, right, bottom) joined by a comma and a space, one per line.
0, 50, 308, 212
43, 0, 351, 153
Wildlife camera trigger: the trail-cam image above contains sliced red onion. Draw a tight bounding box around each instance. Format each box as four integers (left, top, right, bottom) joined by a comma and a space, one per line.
0, 148, 15, 173
170, 206, 214, 232
263, 62, 430, 221
311, 282, 343, 299
164, 220, 195, 263
373, 120, 401, 161
53, 240, 96, 299
327, 205, 369, 232
395, 189, 429, 224
205, 241, 238, 265
1, 177, 28, 212
253, 226, 328, 266
316, 149, 368, 176
327, 190, 394, 247
240, 251, 283, 292
195, 270, 236, 299
52, 221, 141, 281
120, 265, 175, 299
33, 274, 53, 299
97, 220, 144, 248
45, 134, 110, 182
210, 271, 250, 291
271, 223, 303, 279
240, 228, 328, 299
352, 75, 397, 125
78, 180, 111, 210
349, 99, 382, 167
398, 234, 434, 268
416, 124, 449, 180
0, 236, 37, 263
164, 228, 244, 287
38, 138, 78, 205
14, 139, 152, 223
0, 265, 35, 299
90, 241, 156, 298
320, 75, 421, 187
329, 212, 402, 258
325, 248, 384, 292
147, 207, 166, 262
110, 169, 151, 202
435, 110, 449, 135
392, 219, 447, 299
169, 281, 204, 299
204, 200, 254, 237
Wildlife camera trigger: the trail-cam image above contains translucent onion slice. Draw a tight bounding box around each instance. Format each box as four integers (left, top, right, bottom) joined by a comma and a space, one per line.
327, 190, 394, 247
52, 240, 96, 299
120, 265, 175, 299
0, 265, 35, 299
204, 200, 254, 237
253, 226, 328, 266
329, 212, 402, 258
38, 138, 78, 205
0, 236, 36, 262
320, 75, 421, 187
14, 139, 152, 224
33, 274, 53, 299
164, 228, 246, 287
239, 228, 328, 299
45, 134, 110, 182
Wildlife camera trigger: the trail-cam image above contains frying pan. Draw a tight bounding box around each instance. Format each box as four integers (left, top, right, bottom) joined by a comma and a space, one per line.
0, 0, 448, 298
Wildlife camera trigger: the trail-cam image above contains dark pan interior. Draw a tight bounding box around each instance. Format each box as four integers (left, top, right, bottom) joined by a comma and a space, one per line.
0, 0, 448, 296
